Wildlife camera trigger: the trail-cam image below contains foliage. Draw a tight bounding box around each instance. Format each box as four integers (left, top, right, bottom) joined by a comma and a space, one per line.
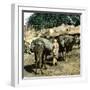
27, 12, 80, 30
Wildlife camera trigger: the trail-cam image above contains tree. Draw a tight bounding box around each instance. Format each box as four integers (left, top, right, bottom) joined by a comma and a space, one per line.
27, 12, 80, 30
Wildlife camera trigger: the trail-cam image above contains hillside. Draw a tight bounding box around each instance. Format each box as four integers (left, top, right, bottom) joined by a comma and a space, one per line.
24, 24, 80, 44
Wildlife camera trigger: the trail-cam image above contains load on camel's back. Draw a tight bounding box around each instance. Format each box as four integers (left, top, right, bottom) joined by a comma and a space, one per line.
30, 37, 53, 74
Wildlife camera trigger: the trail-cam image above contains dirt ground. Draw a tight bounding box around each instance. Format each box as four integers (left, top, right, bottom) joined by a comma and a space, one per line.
23, 47, 80, 77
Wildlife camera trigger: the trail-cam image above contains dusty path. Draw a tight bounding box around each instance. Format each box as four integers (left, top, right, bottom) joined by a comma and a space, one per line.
23, 48, 80, 77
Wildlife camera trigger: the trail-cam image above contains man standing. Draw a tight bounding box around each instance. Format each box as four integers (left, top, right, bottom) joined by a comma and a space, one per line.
52, 39, 59, 65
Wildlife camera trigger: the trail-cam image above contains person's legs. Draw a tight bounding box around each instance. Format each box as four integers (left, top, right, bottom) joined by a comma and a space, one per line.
55, 57, 57, 65
53, 57, 57, 65
53, 57, 55, 65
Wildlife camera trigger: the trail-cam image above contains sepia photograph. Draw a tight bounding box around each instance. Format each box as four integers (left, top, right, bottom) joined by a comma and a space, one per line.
23, 11, 80, 77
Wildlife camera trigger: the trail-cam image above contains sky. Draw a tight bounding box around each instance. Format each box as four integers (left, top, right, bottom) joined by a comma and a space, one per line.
24, 12, 34, 25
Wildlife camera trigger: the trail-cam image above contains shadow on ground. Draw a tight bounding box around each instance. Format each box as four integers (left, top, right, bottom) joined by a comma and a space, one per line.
24, 57, 64, 74
24, 64, 36, 73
